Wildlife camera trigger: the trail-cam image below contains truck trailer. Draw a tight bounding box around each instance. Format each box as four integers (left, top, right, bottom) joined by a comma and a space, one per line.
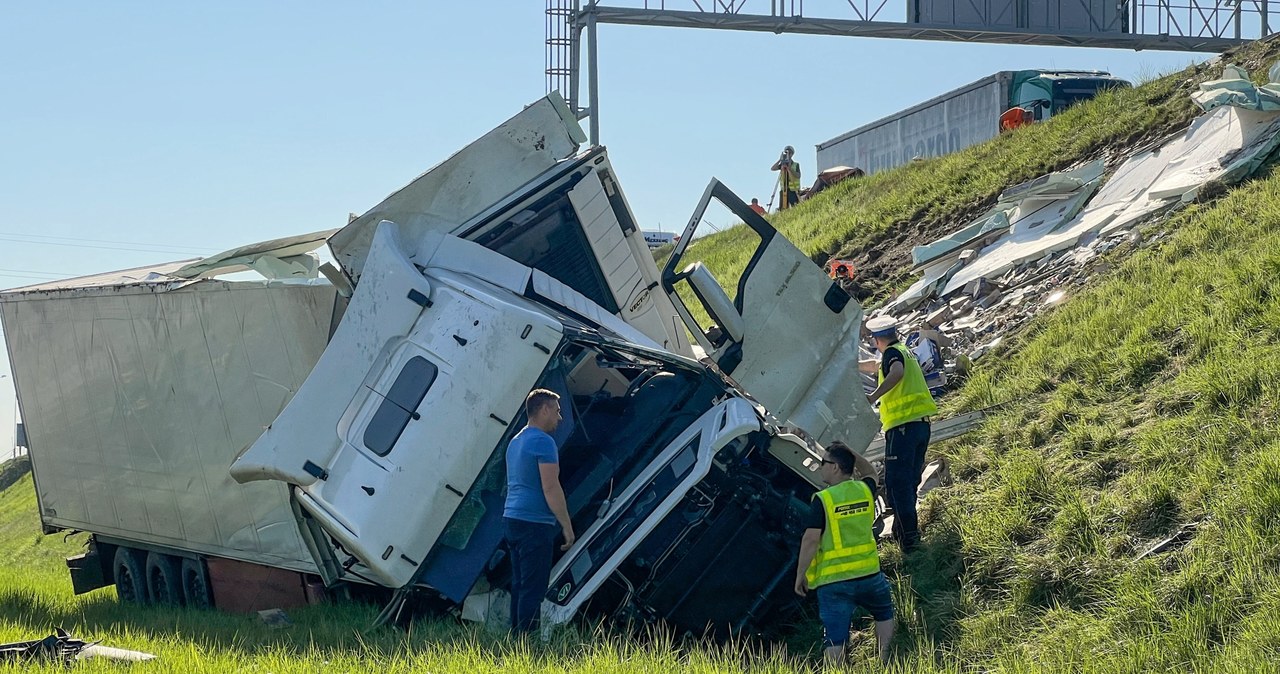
2, 95, 882, 638
816, 69, 1130, 175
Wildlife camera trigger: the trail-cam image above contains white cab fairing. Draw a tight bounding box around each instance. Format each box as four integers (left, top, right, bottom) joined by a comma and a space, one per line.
329, 93, 585, 282
329, 94, 689, 357
232, 222, 561, 588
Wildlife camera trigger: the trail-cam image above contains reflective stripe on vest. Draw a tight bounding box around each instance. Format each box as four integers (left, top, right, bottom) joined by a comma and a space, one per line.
781, 162, 801, 192
877, 342, 939, 431
805, 479, 880, 588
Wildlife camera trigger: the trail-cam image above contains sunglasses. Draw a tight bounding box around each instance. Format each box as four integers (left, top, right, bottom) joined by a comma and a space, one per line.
819, 459, 836, 466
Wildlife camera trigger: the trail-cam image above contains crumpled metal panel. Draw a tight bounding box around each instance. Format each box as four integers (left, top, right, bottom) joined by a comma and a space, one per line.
173, 229, 336, 279
2, 260, 196, 294
328, 93, 585, 283
0, 281, 337, 572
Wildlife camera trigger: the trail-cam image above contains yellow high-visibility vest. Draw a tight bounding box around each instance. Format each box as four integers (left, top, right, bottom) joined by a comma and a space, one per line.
877, 342, 938, 432
780, 161, 801, 192
805, 479, 880, 588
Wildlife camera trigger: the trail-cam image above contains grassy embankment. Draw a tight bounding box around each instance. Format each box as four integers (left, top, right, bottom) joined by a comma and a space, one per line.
3, 42, 1280, 672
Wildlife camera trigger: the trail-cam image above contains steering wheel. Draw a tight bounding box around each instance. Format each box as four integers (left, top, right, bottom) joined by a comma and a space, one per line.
623, 367, 661, 400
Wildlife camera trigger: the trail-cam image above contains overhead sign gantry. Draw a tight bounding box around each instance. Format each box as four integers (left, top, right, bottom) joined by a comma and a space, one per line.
547, 0, 1278, 142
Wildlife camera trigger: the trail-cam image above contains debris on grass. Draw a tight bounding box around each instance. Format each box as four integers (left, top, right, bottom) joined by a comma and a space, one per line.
0, 628, 156, 665
863, 61, 1280, 399
258, 608, 294, 630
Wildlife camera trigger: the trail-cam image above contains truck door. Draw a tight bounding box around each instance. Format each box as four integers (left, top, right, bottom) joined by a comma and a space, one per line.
1012, 72, 1056, 121
660, 180, 880, 452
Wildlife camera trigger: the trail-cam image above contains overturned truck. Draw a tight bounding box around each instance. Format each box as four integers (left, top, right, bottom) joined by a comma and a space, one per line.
0, 95, 880, 637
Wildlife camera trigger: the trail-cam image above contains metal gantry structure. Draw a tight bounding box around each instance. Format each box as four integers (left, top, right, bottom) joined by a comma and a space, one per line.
547, 0, 1280, 143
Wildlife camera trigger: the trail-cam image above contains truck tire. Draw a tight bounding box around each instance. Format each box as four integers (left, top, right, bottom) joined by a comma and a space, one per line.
146, 552, 184, 606
180, 557, 214, 610
112, 547, 149, 605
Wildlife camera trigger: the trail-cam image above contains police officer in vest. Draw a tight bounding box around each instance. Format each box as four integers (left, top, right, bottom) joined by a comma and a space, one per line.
861, 316, 939, 552
794, 441, 895, 665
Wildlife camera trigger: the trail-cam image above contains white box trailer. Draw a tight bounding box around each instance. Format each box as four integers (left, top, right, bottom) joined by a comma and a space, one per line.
816, 70, 1129, 175
0, 253, 341, 608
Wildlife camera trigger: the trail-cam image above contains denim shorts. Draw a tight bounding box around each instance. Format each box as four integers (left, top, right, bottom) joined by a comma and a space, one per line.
816, 572, 895, 647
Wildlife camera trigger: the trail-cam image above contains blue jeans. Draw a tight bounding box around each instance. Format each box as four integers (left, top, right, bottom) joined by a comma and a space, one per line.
504, 517, 558, 633
817, 573, 895, 647
884, 420, 930, 548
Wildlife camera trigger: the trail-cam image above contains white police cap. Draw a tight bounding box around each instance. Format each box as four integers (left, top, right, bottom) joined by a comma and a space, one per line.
865, 315, 898, 337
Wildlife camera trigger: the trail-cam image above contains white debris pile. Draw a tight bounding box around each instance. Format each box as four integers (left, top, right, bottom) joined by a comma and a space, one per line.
867, 61, 1280, 387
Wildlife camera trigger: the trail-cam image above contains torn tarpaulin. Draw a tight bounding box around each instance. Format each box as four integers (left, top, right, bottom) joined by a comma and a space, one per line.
942, 104, 1280, 297
1193, 62, 1280, 112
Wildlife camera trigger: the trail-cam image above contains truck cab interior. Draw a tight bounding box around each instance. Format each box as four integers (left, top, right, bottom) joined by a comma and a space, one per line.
551, 342, 723, 534
416, 336, 815, 638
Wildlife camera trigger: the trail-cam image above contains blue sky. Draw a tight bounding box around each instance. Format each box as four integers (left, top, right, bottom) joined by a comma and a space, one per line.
0, 2, 1213, 438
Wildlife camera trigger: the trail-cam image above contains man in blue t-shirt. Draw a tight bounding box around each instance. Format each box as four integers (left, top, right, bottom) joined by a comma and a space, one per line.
503, 388, 575, 633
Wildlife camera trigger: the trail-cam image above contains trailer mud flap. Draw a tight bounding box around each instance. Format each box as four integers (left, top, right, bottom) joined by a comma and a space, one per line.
66, 551, 108, 595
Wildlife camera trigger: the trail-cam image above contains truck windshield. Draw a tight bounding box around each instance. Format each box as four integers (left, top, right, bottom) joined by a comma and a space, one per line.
472, 182, 620, 314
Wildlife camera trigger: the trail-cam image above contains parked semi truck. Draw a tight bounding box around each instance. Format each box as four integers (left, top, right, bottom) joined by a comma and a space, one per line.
1, 94, 881, 638
816, 69, 1130, 175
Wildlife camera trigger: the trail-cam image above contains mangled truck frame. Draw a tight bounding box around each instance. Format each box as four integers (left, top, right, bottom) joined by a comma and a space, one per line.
0, 94, 880, 637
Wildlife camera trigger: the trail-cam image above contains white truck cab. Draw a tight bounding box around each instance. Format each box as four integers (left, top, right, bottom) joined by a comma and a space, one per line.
228, 94, 883, 636
231, 218, 877, 636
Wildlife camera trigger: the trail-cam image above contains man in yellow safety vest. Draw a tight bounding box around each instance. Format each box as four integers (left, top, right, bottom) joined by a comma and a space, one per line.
771, 145, 802, 210
860, 315, 938, 552
794, 441, 896, 665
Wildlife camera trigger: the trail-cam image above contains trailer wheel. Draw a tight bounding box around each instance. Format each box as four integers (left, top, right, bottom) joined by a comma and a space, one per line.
112, 547, 149, 605
180, 557, 214, 610
145, 552, 184, 606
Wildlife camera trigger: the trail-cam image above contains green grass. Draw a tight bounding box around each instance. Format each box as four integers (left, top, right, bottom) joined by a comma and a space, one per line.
0, 472, 826, 673
6, 41, 1280, 673
904, 169, 1280, 673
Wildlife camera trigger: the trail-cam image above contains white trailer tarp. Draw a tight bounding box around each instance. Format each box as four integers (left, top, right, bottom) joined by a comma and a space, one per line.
0, 280, 338, 571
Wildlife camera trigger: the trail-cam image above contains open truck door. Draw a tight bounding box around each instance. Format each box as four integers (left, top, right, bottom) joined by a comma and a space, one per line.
661, 180, 879, 453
